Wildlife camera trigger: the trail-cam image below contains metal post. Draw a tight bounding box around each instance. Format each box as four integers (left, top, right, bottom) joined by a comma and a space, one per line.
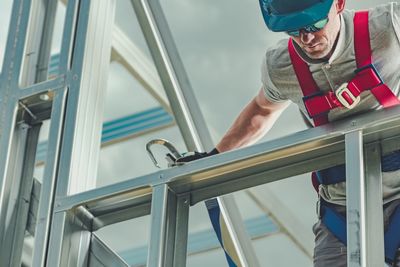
45, 0, 116, 266
9, 124, 41, 267
131, 1, 259, 265
172, 193, 190, 267
31, 88, 67, 267
0, 0, 31, 257
147, 184, 189, 267
148, 184, 170, 267
345, 130, 367, 267
364, 143, 385, 266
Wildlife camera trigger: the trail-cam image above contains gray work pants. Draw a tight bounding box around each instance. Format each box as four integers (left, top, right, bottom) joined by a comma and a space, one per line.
313, 199, 400, 267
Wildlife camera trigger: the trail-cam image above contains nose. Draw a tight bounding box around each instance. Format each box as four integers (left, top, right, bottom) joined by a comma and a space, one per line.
300, 31, 316, 44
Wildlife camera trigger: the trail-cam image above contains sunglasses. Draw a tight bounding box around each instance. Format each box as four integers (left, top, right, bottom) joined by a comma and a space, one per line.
286, 18, 329, 37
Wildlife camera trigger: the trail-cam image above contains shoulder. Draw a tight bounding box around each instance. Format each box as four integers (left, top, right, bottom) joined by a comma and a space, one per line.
264, 39, 292, 69
368, 2, 399, 36
262, 38, 295, 80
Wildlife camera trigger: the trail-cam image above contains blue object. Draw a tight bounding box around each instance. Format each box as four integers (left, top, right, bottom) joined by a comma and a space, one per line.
205, 199, 238, 267
320, 201, 400, 264
315, 150, 400, 185
259, 0, 334, 32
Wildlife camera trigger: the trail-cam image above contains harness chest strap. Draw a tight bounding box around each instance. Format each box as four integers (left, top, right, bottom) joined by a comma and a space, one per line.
288, 11, 400, 127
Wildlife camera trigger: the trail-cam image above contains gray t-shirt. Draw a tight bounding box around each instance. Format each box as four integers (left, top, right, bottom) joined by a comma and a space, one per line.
261, 2, 400, 205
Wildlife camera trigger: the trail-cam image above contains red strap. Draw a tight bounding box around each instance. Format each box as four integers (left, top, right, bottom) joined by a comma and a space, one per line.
353, 11, 372, 67
304, 65, 384, 118
288, 39, 329, 126
288, 40, 320, 95
354, 11, 400, 108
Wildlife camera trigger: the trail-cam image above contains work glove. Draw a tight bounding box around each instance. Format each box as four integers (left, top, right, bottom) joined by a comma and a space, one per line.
176, 148, 219, 163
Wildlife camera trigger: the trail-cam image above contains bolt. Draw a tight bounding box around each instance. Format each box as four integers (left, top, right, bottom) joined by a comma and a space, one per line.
159, 174, 164, 179
39, 93, 50, 101
73, 74, 79, 80
351, 121, 357, 126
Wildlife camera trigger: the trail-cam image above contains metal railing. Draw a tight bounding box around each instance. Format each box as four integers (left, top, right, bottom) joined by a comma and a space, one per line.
54, 105, 400, 266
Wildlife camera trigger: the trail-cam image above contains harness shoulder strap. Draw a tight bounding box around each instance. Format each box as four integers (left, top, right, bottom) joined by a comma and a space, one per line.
288, 40, 329, 126
354, 11, 400, 108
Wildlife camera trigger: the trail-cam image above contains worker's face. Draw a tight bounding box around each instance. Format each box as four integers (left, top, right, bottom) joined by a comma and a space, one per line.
291, 0, 345, 60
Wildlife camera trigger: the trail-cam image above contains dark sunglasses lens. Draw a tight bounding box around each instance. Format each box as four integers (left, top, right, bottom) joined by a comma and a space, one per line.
286, 17, 329, 36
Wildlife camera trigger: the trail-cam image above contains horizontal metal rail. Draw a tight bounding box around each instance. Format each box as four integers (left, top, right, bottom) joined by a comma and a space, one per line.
53, 105, 400, 230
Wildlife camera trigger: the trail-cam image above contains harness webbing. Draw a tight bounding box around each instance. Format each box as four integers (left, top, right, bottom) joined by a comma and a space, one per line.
354, 11, 400, 108
287, 10, 400, 264
321, 201, 400, 263
288, 40, 329, 126
288, 12, 400, 127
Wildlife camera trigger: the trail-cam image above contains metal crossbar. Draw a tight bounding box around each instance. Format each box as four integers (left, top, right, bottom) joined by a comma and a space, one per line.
51, 105, 400, 267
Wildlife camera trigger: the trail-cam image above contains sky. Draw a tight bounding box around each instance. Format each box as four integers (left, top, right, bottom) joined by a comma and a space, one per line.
0, 0, 396, 266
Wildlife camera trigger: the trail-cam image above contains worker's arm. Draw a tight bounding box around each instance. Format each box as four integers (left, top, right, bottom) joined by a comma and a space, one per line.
215, 88, 289, 153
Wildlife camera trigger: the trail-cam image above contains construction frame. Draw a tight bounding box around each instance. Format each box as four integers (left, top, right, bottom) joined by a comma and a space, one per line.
0, 0, 397, 267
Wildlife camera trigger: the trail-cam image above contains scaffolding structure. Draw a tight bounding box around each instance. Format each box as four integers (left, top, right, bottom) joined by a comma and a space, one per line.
0, 0, 397, 267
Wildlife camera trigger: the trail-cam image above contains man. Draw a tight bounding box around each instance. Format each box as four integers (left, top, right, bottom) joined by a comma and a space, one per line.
180, 0, 400, 266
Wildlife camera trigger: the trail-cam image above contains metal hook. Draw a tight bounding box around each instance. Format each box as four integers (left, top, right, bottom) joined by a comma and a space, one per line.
146, 139, 182, 168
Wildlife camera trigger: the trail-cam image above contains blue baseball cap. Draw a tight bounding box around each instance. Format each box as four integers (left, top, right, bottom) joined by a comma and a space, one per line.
259, 0, 334, 32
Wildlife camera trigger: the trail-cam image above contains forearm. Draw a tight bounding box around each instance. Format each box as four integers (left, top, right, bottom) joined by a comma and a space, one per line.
216, 95, 287, 152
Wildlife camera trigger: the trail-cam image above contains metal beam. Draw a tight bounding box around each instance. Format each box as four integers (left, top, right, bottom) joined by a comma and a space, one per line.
89, 233, 130, 267
111, 27, 171, 113
364, 143, 385, 266
45, 0, 116, 266
53, 106, 400, 223
346, 130, 367, 267
131, 1, 258, 265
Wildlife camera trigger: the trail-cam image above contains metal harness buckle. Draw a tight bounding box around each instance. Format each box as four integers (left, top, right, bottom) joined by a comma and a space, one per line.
335, 82, 361, 109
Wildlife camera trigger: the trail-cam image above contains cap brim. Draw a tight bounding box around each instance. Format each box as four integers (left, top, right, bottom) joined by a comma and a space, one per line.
263, 0, 334, 32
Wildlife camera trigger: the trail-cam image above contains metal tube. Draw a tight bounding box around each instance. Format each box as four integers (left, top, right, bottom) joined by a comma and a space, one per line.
46, 1, 116, 265
131, 1, 259, 265
19, 0, 58, 87
53, 106, 400, 215
31, 88, 67, 267
0, 0, 30, 251
0, 123, 29, 266
147, 184, 169, 267
364, 143, 385, 266
346, 130, 366, 267
131, 0, 211, 151
9, 124, 41, 267
173, 194, 190, 267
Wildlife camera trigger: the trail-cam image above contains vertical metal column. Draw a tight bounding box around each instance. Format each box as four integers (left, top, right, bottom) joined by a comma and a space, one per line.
1, 123, 30, 266
131, 1, 259, 266
148, 184, 190, 267
0, 1, 31, 259
364, 143, 385, 266
9, 124, 41, 267
346, 130, 366, 267
45, 0, 116, 266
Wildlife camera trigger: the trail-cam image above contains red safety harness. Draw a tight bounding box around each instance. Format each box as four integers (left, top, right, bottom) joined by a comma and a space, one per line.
288, 11, 400, 191
287, 11, 400, 264
289, 11, 400, 128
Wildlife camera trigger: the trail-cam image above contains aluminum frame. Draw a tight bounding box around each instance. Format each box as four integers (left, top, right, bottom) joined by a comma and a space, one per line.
0, 0, 116, 266
0, 0, 397, 266
53, 105, 400, 267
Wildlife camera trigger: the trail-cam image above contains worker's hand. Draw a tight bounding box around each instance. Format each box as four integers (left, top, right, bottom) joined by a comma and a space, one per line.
176, 148, 219, 163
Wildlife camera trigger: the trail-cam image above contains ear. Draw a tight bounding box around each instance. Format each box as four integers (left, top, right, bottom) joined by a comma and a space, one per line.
335, 0, 346, 14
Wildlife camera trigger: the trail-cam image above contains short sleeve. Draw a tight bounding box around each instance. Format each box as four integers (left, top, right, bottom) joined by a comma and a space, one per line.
261, 54, 288, 103
391, 2, 400, 43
